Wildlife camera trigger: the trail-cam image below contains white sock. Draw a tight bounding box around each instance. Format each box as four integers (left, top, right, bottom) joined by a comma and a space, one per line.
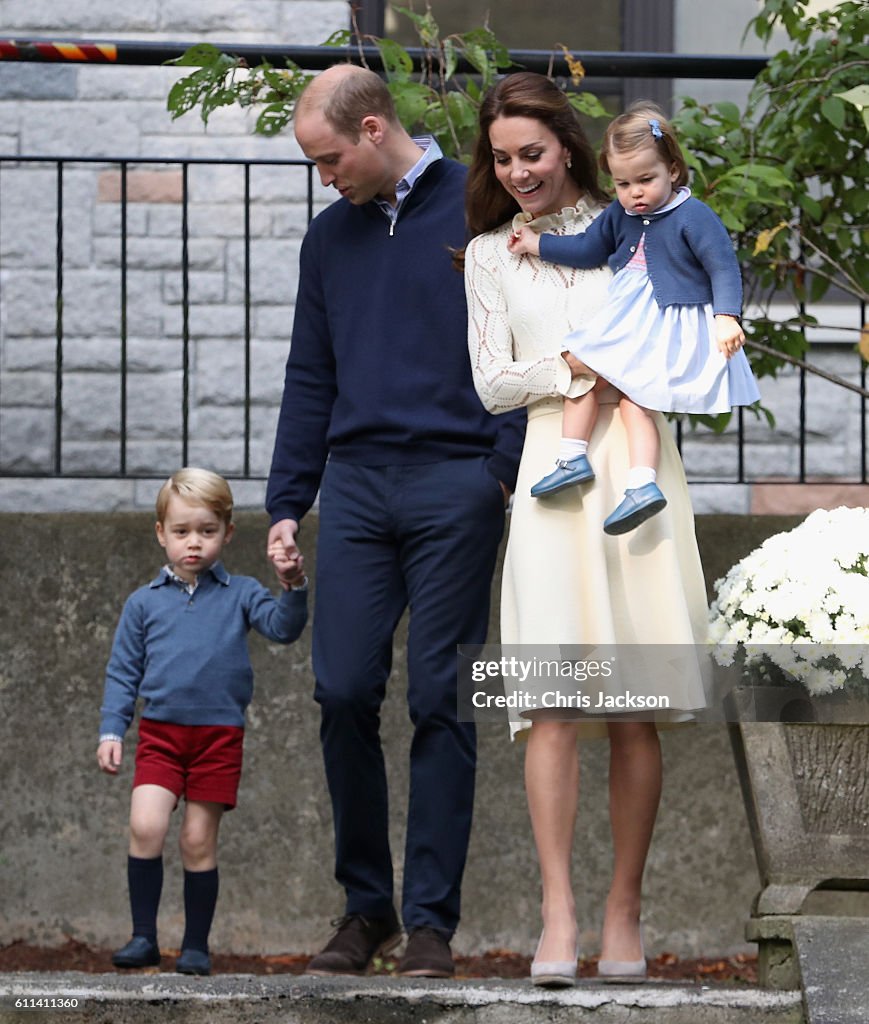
558, 438, 588, 462
626, 466, 656, 490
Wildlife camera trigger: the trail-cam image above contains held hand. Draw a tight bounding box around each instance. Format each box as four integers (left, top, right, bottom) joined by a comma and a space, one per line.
269, 542, 306, 589
715, 315, 745, 359
267, 519, 304, 590
97, 739, 122, 775
507, 225, 540, 257
267, 518, 301, 563
562, 351, 594, 379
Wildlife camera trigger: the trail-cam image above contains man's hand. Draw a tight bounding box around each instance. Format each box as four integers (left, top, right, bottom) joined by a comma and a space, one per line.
268, 519, 304, 589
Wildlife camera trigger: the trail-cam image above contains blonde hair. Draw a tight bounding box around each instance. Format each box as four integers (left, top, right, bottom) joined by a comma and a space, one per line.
155, 468, 234, 526
599, 101, 690, 188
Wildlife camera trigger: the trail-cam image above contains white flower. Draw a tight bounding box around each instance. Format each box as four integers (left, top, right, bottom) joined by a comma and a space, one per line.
708, 507, 869, 693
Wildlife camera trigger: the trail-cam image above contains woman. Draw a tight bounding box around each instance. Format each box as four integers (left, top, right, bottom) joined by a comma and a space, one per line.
464, 73, 709, 986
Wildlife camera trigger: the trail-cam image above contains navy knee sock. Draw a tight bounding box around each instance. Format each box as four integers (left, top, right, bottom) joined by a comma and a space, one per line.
181, 867, 219, 953
127, 855, 163, 942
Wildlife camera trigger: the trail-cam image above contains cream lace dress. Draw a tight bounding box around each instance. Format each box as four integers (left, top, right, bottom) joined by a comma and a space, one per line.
464, 200, 710, 739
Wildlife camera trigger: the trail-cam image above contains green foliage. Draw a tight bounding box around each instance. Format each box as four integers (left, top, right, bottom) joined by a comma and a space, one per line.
673, 0, 869, 382
165, 6, 608, 160
164, 1, 868, 414
166, 41, 315, 136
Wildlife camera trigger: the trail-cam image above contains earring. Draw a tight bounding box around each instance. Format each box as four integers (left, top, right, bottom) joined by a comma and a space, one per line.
566, 156, 573, 168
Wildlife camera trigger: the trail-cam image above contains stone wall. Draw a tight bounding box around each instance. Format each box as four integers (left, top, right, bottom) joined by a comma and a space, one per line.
0, 510, 800, 959
0, 0, 345, 487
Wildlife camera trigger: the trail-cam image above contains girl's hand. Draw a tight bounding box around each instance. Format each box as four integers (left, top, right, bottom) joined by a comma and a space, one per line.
97, 739, 123, 774
507, 225, 540, 257
715, 315, 745, 359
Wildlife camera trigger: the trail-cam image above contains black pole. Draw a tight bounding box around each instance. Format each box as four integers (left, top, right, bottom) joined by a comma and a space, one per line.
0, 38, 768, 79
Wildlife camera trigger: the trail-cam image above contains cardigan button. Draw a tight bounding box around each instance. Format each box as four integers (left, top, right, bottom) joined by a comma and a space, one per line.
629, 246, 636, 252
643, 219, 650, 225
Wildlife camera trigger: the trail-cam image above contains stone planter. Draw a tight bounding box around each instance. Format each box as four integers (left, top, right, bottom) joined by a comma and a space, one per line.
729, 708, 869, 988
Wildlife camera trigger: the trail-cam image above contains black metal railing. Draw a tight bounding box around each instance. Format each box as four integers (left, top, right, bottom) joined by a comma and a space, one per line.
0, 154, 316, 480
0, 42, 866, 489
0, 152, 866, 488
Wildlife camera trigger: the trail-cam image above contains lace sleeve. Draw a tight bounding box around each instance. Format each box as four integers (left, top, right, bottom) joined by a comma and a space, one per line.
465, 236, 570, 414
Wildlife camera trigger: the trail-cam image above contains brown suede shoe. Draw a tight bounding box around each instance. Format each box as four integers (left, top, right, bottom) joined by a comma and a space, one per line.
305, 912, 402, 976
397, 926, 455, 978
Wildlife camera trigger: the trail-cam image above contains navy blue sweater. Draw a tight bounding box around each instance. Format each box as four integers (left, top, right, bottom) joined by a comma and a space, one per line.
539, 196, 743, 316
266, 158, 526, 525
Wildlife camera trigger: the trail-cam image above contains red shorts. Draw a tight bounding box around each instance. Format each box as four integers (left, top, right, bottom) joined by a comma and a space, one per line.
133, 719, 245, 810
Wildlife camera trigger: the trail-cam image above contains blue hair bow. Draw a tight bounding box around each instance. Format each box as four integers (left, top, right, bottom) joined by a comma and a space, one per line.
649, 119, 663, 139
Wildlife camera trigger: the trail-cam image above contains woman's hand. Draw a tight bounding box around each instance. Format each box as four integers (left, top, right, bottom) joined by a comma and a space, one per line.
562, 351, 593, 378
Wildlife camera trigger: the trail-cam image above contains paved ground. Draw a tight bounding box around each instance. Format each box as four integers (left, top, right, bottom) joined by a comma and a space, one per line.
0, 971, 805, 1024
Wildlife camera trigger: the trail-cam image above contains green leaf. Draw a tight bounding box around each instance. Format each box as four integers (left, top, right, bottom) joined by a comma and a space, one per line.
442, 38, 457, 81
388, 81, 433, 132
460, 27, 512, 69
322, 29, 353, 47
566, 92, 609, 121
166, 43, 231, 69
167, 66, 232, 121
375, 38, 413, 80
798, 194, 822, 220
820, 96, 846, 129
460, 41, 492, 78
719, 208, 744, 232
713, 100, 741, 124
256, 103, 295, 136
808, 273, 829, 302
393, 4, 439, 47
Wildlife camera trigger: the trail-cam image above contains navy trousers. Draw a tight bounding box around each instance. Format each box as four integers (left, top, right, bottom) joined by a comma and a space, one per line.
312, 457, 506, 937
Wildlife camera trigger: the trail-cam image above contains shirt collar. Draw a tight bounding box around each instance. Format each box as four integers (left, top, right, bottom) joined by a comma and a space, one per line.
374, 136, 443, 215
398, 136, 443, 195
625, 185, 692, 218
151, 561, 230, 590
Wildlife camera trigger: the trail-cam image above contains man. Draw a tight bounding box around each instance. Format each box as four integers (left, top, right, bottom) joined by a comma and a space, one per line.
266, 64, 525, 978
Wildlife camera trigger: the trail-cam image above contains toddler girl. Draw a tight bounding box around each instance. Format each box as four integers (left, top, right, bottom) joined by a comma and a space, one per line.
509, 101, 760, 534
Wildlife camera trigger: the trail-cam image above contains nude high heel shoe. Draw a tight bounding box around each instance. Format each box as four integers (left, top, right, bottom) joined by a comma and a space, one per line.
530, 930, 578, 988
597, 925, 647, 983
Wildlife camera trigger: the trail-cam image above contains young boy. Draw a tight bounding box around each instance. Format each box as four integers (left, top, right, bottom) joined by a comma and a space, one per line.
97, 468, 307, 976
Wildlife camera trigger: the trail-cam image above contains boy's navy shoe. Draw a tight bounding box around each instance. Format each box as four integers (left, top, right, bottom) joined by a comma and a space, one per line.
176, 948, 211, 976
397, 926, 455, 978
530, 456, 595, 497
112, 936, 161, 968
305, 911, 402, 976
603, 483, 667, 535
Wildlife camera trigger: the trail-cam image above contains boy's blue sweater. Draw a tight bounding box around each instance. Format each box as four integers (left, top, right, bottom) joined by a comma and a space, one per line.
99, 563, 307, 738
266, 157, 525, 525
539, 196, 743, 316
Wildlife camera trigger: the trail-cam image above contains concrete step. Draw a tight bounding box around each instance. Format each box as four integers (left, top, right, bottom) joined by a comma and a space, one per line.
792, 917, 869, 1024
0, 972, 804, 1023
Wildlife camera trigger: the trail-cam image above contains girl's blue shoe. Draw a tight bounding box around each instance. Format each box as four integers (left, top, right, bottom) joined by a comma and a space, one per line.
603, 483, 666, 535
530, 455, 595, 497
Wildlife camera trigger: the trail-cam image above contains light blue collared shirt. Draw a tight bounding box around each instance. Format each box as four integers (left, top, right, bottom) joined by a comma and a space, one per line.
374, 136, 443, 229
